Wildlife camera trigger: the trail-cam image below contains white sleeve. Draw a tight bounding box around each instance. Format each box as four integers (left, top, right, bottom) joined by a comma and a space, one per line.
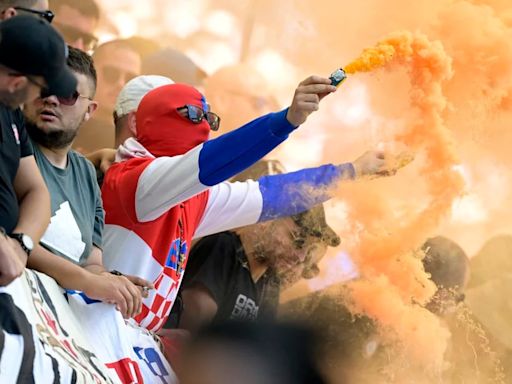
135, 145, 206, 222
194, 180, 263, 239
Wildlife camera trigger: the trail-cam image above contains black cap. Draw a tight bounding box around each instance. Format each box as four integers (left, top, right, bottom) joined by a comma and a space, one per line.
0, 15, 77, 97
232, 159, 341, 248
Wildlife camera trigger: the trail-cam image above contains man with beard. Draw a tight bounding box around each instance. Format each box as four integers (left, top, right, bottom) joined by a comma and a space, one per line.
23, 46, 152, 319
0, 15, 77, 286
175, 160, 341, 331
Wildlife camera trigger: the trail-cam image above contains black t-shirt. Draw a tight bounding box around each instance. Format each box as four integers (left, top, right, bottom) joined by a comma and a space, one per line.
181, 232, 281, 323
0, 106, 33, 233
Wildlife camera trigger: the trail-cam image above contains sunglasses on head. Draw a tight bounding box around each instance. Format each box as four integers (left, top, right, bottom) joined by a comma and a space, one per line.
54, 23, 98, 52
178, 104, 221, 131
13, 7, 54, 23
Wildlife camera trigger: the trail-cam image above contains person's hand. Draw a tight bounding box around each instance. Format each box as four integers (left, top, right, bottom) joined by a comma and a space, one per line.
0, 235, 25, 286
286, 76, 337, 127
82, 272, 144, 319
352, 150, 414, 179
123, 274, 154, 299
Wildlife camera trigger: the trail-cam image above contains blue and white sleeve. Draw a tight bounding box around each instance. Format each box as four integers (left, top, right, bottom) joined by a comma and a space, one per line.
194, 163, 355, 238
135, 109, 296, 222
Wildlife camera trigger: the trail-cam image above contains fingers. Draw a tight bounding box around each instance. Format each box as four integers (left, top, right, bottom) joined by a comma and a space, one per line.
126, 274, 154, 290
113, 290, 128, 318
297, 83, 337, 96
299, 75, 333, 87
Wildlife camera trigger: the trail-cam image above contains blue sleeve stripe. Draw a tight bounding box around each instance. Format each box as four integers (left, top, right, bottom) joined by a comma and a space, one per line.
258, 163, 355, 221
198, 109, 296, 186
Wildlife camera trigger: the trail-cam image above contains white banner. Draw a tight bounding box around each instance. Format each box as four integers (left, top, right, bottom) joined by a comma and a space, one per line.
0, 270, 177, 384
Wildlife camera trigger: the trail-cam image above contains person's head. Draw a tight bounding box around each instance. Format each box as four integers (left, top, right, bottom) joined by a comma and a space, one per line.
113, 75, 174, 147
179, 321, 326, 384
422, 236, 470, 315
141, 48, 207, 88
93, 40, 141, 118
49, 0, 99, 52
135, 83, 219, 157
0, 0, 52, 21
0, 15, 76, 109
232, 160, 340, 287
204, 64, 278, 138
23, 46, 97, 150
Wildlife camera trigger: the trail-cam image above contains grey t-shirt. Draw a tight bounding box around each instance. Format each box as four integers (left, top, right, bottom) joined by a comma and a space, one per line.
33, 143, 104, 265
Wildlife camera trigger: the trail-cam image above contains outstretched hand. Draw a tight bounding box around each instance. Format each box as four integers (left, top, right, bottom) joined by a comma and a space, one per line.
352, 150, 414, 179
286, 76, 337, 127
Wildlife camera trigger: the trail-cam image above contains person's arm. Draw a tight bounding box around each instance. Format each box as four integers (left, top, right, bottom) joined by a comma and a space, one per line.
0, 230, 25, 286
28, 244, 142, 318
12, 156, 51, 242
85, 148, 116, 174
180, 285, 218, 333
194, 151, 396, 238
129, 76, 336, 223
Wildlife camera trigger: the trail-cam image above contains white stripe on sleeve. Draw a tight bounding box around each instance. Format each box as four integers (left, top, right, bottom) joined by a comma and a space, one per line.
194, 180, 263, 239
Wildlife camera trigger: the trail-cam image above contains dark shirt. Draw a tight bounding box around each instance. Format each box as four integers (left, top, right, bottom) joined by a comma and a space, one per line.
181, 232, 280, 323
0, 106, 33, 233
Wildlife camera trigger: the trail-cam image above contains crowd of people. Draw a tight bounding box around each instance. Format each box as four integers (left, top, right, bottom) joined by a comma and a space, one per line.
0, 1, 510, 383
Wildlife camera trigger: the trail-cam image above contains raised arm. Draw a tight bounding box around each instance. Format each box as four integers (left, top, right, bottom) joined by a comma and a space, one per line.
133, 77, 337, 222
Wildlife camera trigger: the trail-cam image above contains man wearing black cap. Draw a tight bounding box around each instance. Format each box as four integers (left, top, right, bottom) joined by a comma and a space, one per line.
175, 160, 341, 332
0, 15, 77, 286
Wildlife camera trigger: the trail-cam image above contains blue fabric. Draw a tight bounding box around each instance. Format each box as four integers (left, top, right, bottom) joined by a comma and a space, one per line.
198, 109, 296, 186
258, 163, 355, 221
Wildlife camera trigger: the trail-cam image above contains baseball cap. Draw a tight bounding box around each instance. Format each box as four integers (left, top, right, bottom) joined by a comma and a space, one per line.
232, 160, 341, 248
0, 15, 76, 98
114, 75, 174, 119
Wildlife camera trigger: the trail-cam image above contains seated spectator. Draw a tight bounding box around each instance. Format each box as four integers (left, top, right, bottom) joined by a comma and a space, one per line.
0, 15, 76, 285
178, 321, 327, 384
22, 46, 152, 318
74, 39, 141, 152
101, 76, 407, 334
0, 0, 53, 22
175, 160, 341, 332
49, 0, 99, 52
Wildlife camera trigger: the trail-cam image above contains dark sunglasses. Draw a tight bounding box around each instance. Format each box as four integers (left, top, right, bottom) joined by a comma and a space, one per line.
13, 7, 54, 23
54, 22, 98, 51
102, 66, 138, 85
178, 104, 221, 131
53, 90, 92, 106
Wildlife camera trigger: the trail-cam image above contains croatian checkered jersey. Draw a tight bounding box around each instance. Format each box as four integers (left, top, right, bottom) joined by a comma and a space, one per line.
101, 109, 355, 332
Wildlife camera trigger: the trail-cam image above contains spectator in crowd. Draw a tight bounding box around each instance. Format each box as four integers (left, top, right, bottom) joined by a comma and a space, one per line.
86, 75, 173, 184
175, 160, 341, 332
0, 15, 76, 286
178, 321, 327, 384
101, 76, 406, 334
49, 0, 99, 52
204, 64, 278, 138
422, 236, 470, 315
142, 48, 207, 89
0, 0, 53, 22
22, 46, 152, 318
74, 40, 141, 152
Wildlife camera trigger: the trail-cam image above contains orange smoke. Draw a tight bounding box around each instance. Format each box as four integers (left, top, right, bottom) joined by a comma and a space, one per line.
333, 31, 465, 369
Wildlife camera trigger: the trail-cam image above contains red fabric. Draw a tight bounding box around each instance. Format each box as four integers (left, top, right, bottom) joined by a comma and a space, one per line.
136, 83, 210, 158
